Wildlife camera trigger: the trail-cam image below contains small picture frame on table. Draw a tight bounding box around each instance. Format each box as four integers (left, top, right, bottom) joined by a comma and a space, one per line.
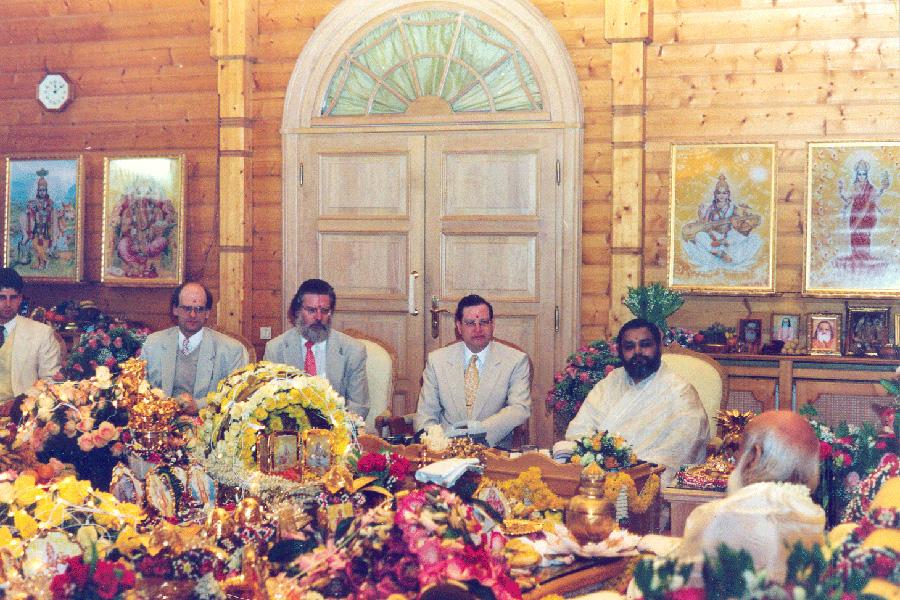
895, 314, 900, 346
808, 313, 842, 356
303, 428, 334, 478
845, 306, 891, 356
738, 318, 763, 352
771, 314, 800, 343
270, 431, 300, 472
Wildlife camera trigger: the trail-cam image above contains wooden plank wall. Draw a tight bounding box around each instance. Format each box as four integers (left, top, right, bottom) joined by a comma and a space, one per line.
0, 0, 218, 331
1, 0, 898, 354
643, 0, 900, 340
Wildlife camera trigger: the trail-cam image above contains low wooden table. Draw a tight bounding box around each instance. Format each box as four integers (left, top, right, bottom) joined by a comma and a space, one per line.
662, 486, 725, 536
523, 556, 634, 599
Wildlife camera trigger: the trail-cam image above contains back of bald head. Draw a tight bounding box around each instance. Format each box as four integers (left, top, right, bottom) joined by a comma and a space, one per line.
739, 410, 820, 490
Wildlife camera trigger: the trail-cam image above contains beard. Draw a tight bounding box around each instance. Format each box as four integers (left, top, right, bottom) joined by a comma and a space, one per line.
623, 351, 661, 381
817, 332, 832, 343
300, 321, 331, 344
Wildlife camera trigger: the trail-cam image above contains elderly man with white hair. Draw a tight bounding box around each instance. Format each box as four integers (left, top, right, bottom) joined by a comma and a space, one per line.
674, 409, 826, 583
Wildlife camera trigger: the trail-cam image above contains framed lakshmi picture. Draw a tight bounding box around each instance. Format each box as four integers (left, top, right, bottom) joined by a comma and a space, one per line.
668, 144, 776, 294
270, 431, 300, 472
303, 428, 334, 478
771, 314, 801, 343
101, 155, 185, 285
845, 306, 890, 356
804, 142, 900, 297
3, 156, 83, 281
808, 313, 842, 356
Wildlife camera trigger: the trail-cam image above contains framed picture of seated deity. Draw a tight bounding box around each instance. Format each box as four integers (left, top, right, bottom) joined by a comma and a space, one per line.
804, 142, 900, 297
845, 306, 890, 357
100, 155, 185, 286
3, 156, 83, 282
667, 144, 776, 294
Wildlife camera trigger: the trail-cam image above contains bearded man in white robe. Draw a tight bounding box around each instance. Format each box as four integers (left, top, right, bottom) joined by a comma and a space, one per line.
565, 318, 709, 488
675, 410, 825, 583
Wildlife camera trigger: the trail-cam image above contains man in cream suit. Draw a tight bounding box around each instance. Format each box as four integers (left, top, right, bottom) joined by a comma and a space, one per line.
142, 282, 248, 412
0, 268, 61, 411
414, 294, 531, 449
263, 278, 369, 420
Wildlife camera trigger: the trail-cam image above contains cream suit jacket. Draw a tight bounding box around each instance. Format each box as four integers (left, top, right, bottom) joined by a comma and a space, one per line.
142, 326, 249, 403
10, 316, 62, 396
414, 340, 531, 448
263, 327, 369, 419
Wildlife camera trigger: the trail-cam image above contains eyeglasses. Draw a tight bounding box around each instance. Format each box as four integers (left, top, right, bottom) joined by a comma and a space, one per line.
301, 306, 332, 316
461, 319, 493, 328
178, 305, 209, 315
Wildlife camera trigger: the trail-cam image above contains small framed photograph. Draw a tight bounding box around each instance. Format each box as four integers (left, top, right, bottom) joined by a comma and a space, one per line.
738, 318, 763, 347
895, 314, 900, 346
270, 431, 300, 472
808, 313, 842, 356
771, 314, 801, 342
303, 428, 334, 477
845, 306, 891, 356
4, 156, 83, 282
101, 155, 185, 285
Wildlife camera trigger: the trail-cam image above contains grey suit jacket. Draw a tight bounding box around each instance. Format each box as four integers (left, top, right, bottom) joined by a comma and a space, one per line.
10, 316, 62, 396
263, 327, 369, 419
414, 340, 531, 448
142, 326, 249, 405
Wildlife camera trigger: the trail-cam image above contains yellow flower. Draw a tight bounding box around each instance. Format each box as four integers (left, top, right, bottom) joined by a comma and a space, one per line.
264, 397, 277, 411
13, 510, 39, 538
253, 407, 268, 420
13, 474, 40, 507
115, 525, 148, 555
33, 497, 66, 528
0, 482, 13, 505
56, 476, 92, 505
0, 526, 24, 558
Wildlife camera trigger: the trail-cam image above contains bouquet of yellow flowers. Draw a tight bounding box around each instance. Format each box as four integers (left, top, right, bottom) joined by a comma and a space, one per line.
571, 430, 637, 470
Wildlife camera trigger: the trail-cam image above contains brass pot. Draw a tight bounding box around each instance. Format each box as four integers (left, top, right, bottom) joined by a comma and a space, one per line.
566, 462, 616, 545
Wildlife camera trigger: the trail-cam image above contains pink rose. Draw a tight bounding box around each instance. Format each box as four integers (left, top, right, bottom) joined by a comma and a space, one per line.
87, 338, 98, 349
97, 421, 118, 442
604, 364, 616, 376
578, 372, 589, 382
819, 441, 832, 459
77, 433, 95, 452
113, 337, 123, 349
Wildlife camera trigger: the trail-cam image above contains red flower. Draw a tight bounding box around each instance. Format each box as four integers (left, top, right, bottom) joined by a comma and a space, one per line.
65, 556, 90, 587
388, 454, 411, 479
668, 588, 706, 600
875, 440, 887, 449
358, 452, 388, 473
92, 561, 120, 600
819, 441, 833, 459
604, 364, 615, 376
873, 554, 895, 578
50, 573, 73, 599
120, 566, 136, 588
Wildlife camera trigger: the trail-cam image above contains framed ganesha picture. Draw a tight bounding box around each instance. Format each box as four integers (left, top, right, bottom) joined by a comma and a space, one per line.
101, 155, 185, 286
668, 144, 776, 294
804, 142, 900, 297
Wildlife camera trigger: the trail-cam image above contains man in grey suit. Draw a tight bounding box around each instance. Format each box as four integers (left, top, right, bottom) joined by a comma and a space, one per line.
142, 282, 248, 412
0, 268, 61, 413
263, 278, 369, 420
414, 294, 531, 449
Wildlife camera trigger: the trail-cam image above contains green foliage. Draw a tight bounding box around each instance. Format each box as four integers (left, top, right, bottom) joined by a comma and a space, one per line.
624, 283, 685, 332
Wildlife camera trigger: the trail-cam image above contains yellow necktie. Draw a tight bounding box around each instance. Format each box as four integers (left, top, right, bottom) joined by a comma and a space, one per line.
465, 355, 479, 416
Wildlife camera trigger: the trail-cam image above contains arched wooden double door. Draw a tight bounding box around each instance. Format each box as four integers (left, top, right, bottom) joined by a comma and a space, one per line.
282, 0, 582, 447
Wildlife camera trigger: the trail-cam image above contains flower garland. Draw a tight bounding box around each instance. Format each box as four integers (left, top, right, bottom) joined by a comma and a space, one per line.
570, 430, 637, 470
199, 362, 357, 480
490, 467, 566, 518
842, 453, 899, 522
602, 471, 660, 515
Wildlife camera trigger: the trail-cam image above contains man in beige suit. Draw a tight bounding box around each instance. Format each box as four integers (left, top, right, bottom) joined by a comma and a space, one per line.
414, 294, 531, 449
0, 268, 61, 412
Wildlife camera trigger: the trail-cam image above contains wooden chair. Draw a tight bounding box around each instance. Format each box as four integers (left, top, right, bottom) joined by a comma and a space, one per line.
662, 345, 729, 435
343, 329, 396, 434
220, 330, 258, 363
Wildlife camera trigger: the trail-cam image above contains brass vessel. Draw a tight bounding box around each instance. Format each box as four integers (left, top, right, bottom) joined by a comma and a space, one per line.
566, 462, 616, 545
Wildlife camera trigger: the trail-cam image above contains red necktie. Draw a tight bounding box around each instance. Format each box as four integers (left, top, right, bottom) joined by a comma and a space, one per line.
304, 340, 317, 376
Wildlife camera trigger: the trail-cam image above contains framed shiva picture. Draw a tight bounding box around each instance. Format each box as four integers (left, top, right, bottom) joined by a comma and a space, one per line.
3, 156, 83, 282
804, 142, 900, 297
101, 155, 185, 285
668, 144, 776, 294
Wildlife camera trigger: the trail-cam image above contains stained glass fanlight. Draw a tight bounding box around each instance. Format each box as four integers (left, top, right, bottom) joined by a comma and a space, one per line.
321, 10, 543, 116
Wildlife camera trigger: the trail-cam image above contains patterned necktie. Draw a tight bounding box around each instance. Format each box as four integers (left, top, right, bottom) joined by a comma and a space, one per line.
304, 340, 317, 376
181, 336, 191, 355
464, 355, 479, 416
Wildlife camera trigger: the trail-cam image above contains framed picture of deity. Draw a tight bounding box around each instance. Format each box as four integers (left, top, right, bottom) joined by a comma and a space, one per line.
3, 156, 83, 282
845, 306, 890, 357
771, 313, 801, 343
667, 144, 777, 294
804, 142, 900, 297
100, 155, 184, 286
808, 313, 842, 356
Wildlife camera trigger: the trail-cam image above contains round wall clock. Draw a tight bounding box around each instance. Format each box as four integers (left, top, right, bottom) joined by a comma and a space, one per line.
37, 72, 74, 111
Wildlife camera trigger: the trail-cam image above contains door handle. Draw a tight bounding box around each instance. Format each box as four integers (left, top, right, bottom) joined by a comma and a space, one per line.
408, 271, 419, 316
430, 296, 449, 339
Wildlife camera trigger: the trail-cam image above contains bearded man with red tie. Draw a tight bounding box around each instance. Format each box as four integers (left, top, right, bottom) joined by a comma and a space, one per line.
264, 278, 369, 420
